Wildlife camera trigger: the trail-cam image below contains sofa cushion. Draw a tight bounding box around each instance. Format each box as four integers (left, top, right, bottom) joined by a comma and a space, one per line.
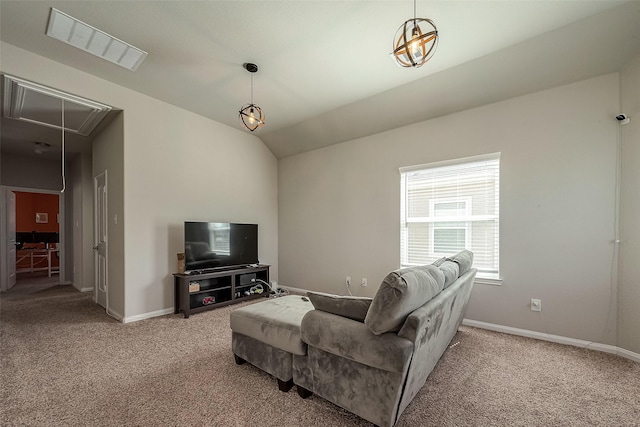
447, 250, 474, 276
439, 260, 460, 289
364, 265, 445, 335
307, 292, 372, 322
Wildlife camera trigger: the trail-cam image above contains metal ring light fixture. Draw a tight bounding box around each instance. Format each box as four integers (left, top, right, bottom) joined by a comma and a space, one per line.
391, 0, 439, 68
239, 63, 265, 132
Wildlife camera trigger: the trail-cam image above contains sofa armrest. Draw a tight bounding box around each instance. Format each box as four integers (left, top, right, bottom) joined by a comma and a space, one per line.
300, 310, 413, 374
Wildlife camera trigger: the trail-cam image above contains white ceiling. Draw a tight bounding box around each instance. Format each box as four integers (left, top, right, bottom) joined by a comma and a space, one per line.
1, 1, 640, 158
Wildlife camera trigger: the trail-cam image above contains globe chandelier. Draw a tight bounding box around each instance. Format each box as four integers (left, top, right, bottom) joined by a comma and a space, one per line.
391, 0, 439, 68
239, 63, 265, 132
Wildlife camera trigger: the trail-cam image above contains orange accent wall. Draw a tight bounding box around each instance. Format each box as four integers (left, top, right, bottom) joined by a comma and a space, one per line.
15, 192, 59, 233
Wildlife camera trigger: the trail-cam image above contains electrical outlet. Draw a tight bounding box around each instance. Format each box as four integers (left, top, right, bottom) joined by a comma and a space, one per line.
531, 298, 542, 312
361, 278, 367, 287
346, 276, 351, 287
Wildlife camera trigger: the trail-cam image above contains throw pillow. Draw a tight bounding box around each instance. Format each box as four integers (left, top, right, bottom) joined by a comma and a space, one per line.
364, 265, 445, 335
307, 292, 373, 322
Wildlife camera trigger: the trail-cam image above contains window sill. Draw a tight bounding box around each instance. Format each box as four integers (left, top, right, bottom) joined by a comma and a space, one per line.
474, 277, 503, 286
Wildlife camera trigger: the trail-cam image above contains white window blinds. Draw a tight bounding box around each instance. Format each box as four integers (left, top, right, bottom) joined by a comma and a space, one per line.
400, 153, 500, 279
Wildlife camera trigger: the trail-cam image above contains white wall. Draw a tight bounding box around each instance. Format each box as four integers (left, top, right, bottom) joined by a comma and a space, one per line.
81, 151, 94, 291
1, 42, 278, 320
69, 150, 94, 292
1, 152, 63, 191
123, 103, 278, 319
618, 53, 640, 354
69, 154, 82, 289
279, 74, 620, 346
92, 112, 125, 317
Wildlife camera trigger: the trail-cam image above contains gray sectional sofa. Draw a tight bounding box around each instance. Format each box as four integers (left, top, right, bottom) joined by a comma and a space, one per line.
230, 250, 476, 427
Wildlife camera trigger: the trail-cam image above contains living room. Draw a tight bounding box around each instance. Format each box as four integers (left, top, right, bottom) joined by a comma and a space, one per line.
1, 0, 638, 358
0, 1, 639, 424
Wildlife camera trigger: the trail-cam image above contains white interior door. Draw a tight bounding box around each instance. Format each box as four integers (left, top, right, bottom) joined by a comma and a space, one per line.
7, 191, 17, 290
94, 172, 108, 309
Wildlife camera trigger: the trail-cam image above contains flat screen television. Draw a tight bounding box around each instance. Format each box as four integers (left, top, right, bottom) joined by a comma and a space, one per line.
184, 222, 258, 271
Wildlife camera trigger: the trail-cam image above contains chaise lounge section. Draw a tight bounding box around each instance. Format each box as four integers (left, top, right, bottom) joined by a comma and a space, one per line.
230, 295, 314, 391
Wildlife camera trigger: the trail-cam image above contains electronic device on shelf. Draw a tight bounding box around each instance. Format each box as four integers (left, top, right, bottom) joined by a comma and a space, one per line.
184, 221, 258, 272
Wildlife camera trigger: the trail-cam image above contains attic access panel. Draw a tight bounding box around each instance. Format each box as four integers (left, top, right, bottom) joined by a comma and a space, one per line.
2, 74, 112, 136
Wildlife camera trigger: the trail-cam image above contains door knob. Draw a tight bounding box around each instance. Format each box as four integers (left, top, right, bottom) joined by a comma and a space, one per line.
93, 245, 99, 250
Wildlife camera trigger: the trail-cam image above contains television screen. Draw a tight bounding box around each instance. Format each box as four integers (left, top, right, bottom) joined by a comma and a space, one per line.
184, 222, 258, 271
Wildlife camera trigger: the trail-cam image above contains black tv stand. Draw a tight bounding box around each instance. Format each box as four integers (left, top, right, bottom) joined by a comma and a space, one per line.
173, 265, 270, 318
186, 264, 259, 275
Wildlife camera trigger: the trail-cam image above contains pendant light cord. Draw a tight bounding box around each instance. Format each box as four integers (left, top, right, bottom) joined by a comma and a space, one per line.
61, 99, 66, 193
250, 73, 254, 104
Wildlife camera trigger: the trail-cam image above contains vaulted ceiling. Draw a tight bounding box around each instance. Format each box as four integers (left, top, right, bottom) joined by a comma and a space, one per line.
1, 1, 640, 159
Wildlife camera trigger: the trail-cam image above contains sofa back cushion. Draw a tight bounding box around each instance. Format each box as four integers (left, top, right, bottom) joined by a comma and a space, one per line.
307, 292, 372, 322
448, 249, 473, 276
439, 260, 460, 289
364, 265, 445, 335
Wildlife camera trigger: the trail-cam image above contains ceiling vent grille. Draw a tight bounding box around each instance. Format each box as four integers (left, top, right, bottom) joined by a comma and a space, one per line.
3, 74, 113, 136
46, 8, 147, 71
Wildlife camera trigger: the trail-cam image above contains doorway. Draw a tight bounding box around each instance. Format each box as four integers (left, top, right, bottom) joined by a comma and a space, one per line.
1, 74, 121, 313
11, 190, 61, 292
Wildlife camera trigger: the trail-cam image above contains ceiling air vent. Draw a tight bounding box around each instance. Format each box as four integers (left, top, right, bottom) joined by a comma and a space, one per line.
2, 74, 112, 136
46, 8, 147, 71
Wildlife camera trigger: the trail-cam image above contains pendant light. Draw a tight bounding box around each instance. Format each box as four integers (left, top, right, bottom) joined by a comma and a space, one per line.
391, 0, 438, 68
34, 141, 51, 155
239, 63, 265, 132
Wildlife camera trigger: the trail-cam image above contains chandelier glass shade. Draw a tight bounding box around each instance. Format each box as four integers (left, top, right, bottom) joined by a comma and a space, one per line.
391, 1, 438, 68
239, 63, 265, 132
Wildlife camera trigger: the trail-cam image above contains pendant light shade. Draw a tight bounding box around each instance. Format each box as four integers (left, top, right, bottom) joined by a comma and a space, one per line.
239, 103, 265, 132
239, 63, 265, 132
391, 1, 438, 68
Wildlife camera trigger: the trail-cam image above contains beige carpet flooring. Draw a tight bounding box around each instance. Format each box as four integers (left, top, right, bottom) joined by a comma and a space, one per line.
1, 284, 639, 426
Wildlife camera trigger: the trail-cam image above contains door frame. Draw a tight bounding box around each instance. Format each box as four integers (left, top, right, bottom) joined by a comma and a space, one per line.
0, 185, 65, 292
93, 170, 108, 311
6, 190, 16, 290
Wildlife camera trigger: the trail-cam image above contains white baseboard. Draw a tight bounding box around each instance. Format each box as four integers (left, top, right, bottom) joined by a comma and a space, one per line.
462, 319, 640, 363
123, 308, 174, 324
79, 287, 93, 293
107, 308, 123, 322
617, 347, 640, 363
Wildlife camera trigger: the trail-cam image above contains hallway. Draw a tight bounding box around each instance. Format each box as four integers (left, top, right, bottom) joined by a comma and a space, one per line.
2, 271, 60, 300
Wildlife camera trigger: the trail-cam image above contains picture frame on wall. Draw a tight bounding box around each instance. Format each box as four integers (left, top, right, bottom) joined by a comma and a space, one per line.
36, 212, 48, 223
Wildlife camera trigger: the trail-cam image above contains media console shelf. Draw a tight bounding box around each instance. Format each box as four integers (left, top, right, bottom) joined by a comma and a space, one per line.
173, 265, 270, 318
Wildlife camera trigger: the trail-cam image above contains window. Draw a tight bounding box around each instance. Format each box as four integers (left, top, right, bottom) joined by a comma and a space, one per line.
429, 198, 471, 254
400, 153, 500, 280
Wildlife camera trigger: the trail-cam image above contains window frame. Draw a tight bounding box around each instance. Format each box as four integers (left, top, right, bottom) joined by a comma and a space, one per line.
400, 153, 501, 283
